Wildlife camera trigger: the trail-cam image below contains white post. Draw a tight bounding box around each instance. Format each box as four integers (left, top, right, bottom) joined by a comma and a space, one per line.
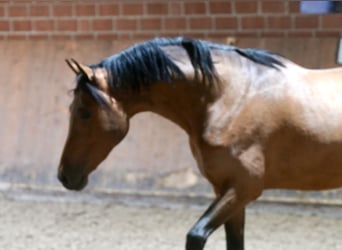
337, 38, 342, 64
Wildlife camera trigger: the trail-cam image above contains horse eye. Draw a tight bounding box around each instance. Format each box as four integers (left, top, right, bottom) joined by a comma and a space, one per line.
77, 107, 91, 120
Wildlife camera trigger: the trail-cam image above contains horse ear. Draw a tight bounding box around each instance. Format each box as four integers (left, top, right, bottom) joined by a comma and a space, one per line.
65, 59, 80, 75
66, 58, 94, 82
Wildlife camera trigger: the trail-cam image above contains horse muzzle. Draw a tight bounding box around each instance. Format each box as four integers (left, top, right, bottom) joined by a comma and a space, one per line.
57, 166, 88, 191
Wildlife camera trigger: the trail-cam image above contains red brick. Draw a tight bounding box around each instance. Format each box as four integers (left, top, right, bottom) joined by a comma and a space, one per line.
215, 17, 238, 30
158, 32, 182, 37
97, 33, 119, 40
117, 33, 133, 40
241, 16, 265, 29
140, 18, 162, 30
53, 5, 73, 17
116, 18, 138, 31
93, 19, 113, 31
116, 19, 137, 31
321, 15, 342, 29
0, 21, 10, 31
288, 31, 314, 37
99, 4, 119, 15
76, 4, 95, 16
316, 31, 341, 37
268, 16, 292, 29
0, 7, 4, 16
261, 31, 287, 38
235, 2, 258, 14
30, 5, 50, 16
51, 34, 73, 40
189, 17, 212, 30
235, 31, 259, 38
8, 34, 27, 40
261, 2, 285, 13
169, 2, 183, 15
184, 2, 207, 14
295, 15, 319, 29
75, 34, 95, 40
164, 17, 187, 30
132, 33, 156, 40
57, 20, 77, 31
146, 3, 168, 15
209, 1, 232, 14
288, 1, 300, 13
181, 32, 206, 39
9, 6, 28, 17
30, 34, 50, 40
208, 32, 235, 39
78, 20, 91, 32
34, 20, 54, 31
122, 3, 144, 15
13, 20, 32, 31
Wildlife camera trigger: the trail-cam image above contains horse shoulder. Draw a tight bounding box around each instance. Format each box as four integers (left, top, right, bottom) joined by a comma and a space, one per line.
198, 101, 272, 194
198, 81, 290, 192
202, 91, 283, 148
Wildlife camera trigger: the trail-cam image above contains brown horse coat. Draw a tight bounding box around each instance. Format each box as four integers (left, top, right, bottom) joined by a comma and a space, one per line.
59, 38, 342, 250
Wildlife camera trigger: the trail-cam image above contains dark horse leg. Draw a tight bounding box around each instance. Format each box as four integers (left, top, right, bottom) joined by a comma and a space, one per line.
186, 189, 245, 250
224, 208, 245, 250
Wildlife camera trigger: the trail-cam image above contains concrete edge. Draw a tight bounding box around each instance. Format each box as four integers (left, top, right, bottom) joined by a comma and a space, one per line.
2, 182, 342, 209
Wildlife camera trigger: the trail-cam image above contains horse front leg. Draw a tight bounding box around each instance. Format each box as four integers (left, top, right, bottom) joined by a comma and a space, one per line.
185, 188, 246, 250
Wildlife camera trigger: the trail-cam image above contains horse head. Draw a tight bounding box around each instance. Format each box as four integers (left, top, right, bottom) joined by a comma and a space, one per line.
58, 59, 129, 190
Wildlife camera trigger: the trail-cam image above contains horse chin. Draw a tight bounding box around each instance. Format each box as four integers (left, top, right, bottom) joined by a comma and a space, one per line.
68, 176, 88, 191
59, 172, 88, 191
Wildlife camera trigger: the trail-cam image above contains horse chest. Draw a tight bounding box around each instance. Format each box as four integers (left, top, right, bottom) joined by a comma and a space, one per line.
189, 135, 266, 194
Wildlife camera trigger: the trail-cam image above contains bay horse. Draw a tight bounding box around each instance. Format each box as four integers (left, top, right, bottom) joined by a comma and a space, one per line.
58, 37, 342, 250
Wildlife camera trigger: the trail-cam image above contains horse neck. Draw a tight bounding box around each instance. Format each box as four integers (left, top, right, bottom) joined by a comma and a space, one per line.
121, 80, 215, 138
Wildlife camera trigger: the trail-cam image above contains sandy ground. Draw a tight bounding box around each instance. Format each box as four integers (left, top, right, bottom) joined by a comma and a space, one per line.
1, 191, 342, 250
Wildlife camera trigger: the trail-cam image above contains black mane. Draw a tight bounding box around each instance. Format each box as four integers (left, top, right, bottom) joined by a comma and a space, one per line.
93, 37, 285, 91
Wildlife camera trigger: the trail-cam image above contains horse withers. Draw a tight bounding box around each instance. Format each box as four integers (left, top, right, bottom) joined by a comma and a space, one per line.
58, 37, 342, 250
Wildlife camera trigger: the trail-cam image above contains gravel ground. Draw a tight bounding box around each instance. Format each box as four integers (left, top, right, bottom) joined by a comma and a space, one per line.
1, 191, 342, 250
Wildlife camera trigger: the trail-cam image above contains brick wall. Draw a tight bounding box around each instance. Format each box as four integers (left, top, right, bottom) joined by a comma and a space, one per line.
0, 1, 341, 40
